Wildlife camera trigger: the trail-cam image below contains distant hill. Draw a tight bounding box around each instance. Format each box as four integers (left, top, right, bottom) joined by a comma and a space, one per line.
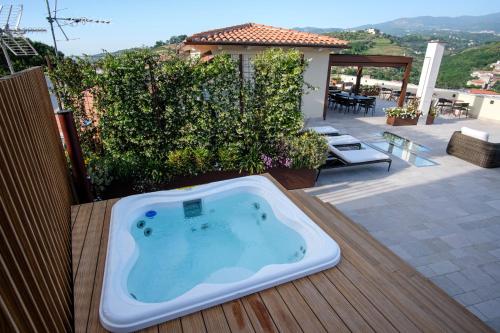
354, 12, 500, 36
323, 30, 500, 88
295, 12, 500, 36
291, 27, 342, 34
437, 42, 500, 89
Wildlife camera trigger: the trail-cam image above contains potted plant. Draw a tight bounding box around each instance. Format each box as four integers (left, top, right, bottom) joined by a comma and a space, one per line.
426, 105, 438, 125
384, 100, 421, 126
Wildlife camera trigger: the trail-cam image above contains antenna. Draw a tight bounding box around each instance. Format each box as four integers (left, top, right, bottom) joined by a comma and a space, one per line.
45, 0, 110, 56
0, 4, 46, 74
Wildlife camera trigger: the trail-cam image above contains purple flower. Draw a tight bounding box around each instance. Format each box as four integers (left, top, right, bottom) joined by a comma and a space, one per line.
261, 154, 273, 169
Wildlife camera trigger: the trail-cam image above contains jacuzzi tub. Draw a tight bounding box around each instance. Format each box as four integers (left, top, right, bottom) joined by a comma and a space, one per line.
100, 175, 341, 332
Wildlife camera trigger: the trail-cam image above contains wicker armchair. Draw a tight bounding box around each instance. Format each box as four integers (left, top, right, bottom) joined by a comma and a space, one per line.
446, 131, 500, 168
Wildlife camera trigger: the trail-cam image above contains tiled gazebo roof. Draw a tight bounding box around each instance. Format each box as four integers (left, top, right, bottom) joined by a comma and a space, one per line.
185, 23, 349, 48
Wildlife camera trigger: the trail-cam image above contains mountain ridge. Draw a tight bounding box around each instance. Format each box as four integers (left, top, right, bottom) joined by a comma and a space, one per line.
294, 12, 500, 36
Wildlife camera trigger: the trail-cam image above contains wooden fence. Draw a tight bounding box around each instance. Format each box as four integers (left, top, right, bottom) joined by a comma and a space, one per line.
0, 68, 73, 332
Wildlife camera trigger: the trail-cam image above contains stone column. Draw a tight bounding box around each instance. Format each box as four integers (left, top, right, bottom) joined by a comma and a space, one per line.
416, 41, 446, 114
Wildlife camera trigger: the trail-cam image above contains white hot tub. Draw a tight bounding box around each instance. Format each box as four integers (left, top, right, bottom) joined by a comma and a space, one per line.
100, 175, 341, 332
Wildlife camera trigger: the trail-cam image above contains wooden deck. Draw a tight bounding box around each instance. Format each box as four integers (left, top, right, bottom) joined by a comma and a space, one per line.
72, 179, 493, 332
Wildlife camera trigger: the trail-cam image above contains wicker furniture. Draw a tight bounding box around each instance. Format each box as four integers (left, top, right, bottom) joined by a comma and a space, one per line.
446, 131, 500, 168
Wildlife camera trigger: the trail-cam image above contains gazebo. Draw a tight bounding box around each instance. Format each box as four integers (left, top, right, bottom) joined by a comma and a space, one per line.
323, 54, 413, 119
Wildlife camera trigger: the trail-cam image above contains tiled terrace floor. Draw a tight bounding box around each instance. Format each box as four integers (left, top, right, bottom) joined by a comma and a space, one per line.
308, 99, 500, 330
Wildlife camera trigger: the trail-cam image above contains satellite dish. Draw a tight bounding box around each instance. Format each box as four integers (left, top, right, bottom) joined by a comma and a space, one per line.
0, 4, 46, 74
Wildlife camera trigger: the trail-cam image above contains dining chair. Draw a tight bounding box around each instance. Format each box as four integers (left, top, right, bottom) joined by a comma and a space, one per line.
436, 98, 453, 115
453, 102, 470, 118
358, 97, 376, 116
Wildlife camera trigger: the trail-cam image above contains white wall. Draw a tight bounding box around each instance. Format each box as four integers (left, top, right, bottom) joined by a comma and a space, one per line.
302, 50, 330, 119
185, 45, 332, 119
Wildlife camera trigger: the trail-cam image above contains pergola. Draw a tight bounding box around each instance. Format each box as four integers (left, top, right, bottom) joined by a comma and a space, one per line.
323, 54, 413, 120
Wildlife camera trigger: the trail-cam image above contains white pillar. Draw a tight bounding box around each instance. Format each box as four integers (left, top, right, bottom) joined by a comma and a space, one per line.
416, 41, 445, 114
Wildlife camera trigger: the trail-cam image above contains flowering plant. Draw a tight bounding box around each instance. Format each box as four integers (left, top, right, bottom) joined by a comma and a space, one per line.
385, 98, 422, 119
384, 105, 420, 119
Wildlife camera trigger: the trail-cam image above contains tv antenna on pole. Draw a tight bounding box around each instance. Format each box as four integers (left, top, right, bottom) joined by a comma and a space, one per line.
45, 0, 110, 56
0, 4, 46, 74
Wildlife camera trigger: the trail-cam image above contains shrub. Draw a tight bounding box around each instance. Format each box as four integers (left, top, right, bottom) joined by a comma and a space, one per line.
218, 143, 242, 171
250, 48, 308, 147
360, 85, 380, 96
85, 155, 114, 195
287, 131, 328, 169
166, 147, 212, 176
50, 48, 318, 194
238, 144, 265, 174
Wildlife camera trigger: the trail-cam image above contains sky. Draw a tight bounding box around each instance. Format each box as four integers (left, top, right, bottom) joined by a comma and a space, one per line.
9, 0, 500, 56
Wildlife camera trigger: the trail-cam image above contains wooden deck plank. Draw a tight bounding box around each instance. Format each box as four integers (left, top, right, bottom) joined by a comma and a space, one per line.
221, 299, 256, 333
72, 202, 93, 281
240, 294, 278, 333
158, 319, 182, 333
86, 199, 118, 333
181, 312, 206, 333
258, 288, 302, 333
71, 205, 80, 228
339, 248, 444, 332
73, 200, 106, 333
303, 192, 491, 333
275, 283, 326, 333
136, 325, 159, 333
72, 176, 493, 333
315, 198, 488, 330
291, 277, 350, 333
292, 189, 489, 333
289, 191, 421, 331
308, 272, 376, 332
202, 306, 231, 333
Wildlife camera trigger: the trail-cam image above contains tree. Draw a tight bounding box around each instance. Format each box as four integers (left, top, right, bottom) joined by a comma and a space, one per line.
152, 35, 187, 49
168, 35, 187, 44
0, 39, 63, 76
154, 40, 167, 48
491, 81, 500, 93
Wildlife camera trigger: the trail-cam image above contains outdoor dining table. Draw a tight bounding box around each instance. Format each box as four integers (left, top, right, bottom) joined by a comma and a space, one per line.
336, 92, 373, 101
452, 100, 470, 118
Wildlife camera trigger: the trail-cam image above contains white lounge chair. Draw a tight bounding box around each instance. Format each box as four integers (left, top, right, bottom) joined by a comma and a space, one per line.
317, 144, 392, 180
329, 145, 392, 170
307, 126, 339, 136
326, 135, 361, 148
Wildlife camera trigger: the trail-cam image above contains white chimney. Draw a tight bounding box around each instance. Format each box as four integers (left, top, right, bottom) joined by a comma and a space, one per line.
416, 41, 446, 114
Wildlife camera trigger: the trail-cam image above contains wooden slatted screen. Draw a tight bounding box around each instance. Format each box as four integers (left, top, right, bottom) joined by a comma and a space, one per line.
0, 67, 73, 332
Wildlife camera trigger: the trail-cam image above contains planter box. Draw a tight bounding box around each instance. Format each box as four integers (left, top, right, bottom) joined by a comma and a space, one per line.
425, 115, 435, 125
268, 168, 317, 190
168, 168, 316, 191
386, 115, 419, 126
102, 169, 316, 199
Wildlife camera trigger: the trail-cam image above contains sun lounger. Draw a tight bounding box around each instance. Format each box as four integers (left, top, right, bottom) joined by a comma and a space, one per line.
328, 144, 391, 170
307, 126, 339, 136
326, 135, 362, 148
317, 144, 392, 180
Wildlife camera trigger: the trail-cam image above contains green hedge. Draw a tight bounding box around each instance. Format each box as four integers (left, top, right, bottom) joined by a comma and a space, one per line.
49, 48, 326, 194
